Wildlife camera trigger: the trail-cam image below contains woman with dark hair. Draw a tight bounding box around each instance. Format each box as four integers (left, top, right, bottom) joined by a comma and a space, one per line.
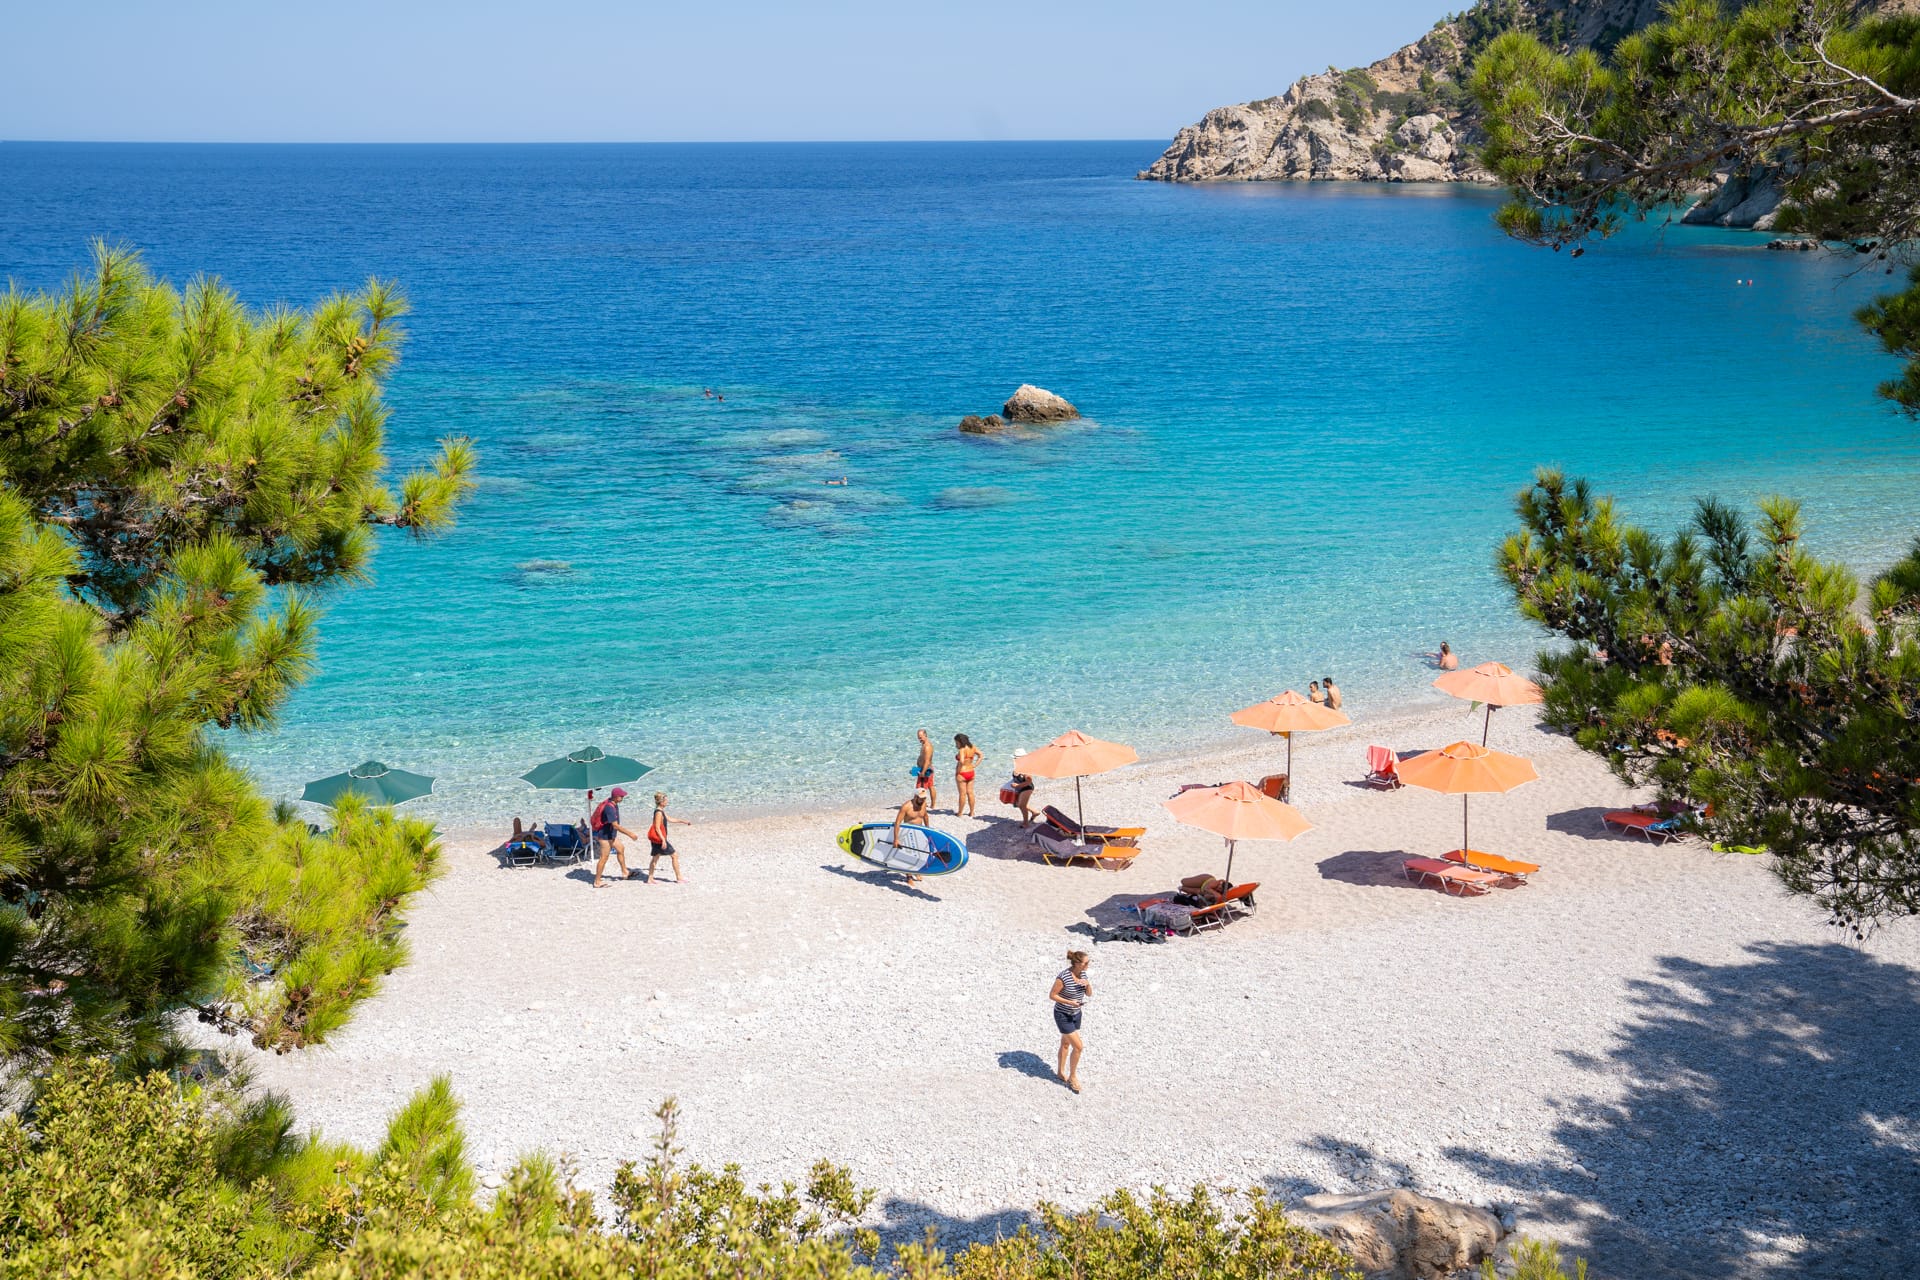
1049, 950, 1092, 1093
954, 733, 982, 817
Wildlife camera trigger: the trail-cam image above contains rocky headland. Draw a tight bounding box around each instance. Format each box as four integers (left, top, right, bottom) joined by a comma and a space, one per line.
1133, 0, 1845, 229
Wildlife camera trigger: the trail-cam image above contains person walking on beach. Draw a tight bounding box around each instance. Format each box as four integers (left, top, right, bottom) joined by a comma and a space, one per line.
1050, 950, 1092, 1093
642, 791, 694, 884
1323, 676, 1343, 711
590, 787, 635, 889
913, 729, 938, 810
953, 733, 982, 818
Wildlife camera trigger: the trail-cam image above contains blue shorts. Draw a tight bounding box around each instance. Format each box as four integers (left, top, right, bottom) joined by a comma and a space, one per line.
1054, 1005, 1082, 1035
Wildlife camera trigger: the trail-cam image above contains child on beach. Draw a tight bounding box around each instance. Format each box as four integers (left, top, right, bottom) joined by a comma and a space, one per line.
1050, 950, 1091, 1094
954, 733, 982, 817
642, 791, 694, 883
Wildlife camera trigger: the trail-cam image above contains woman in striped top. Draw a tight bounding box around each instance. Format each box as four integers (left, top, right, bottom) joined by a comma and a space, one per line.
1049, 950, 1092, 1093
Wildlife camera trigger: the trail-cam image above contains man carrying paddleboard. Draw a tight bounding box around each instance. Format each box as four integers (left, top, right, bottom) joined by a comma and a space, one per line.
892, 789, 933, 882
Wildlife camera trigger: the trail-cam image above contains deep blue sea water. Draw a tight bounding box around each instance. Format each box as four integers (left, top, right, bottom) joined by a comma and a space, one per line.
4, 142, 1915, 822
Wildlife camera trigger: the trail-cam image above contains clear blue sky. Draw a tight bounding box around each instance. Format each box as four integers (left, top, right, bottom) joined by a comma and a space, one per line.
12, 0, 1456, 142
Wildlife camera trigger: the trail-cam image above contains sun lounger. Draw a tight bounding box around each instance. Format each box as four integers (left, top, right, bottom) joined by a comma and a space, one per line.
1136, 883, 1259, 934
1031, 826, 1140, 871
1042, 805, 1144, 847
543, 822, 588, 864
1257, 773, 1289, 802
1443, 848, 1539, 881
504, 838, 543, 869
1600, 809, 1687, 843
1172, 781, 1229, 796
1402, 856, 1502, 896
1364, 745, 1402, 789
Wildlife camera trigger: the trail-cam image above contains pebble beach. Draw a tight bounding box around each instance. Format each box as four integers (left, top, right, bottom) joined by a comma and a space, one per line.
210, 702, 1920, 1278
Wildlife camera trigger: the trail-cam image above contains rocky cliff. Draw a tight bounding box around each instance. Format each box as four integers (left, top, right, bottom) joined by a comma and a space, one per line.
1139, 0, 1677, 185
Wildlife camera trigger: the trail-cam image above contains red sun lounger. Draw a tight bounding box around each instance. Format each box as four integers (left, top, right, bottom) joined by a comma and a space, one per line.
1403, 856, 1502, 896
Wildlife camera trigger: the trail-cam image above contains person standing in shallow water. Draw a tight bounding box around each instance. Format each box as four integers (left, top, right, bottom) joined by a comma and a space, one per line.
912, 728, 938, 811
1308, 680, 1325, 705
1050, 950, 1092, 1094
1323, 676, 1343, 711
953, 733, 982, 818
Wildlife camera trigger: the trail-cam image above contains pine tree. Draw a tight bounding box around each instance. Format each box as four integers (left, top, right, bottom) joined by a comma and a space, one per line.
0, 245, 472, 1068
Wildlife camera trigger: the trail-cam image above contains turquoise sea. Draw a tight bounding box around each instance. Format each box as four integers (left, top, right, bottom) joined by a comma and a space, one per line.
5, 142, 1915, 822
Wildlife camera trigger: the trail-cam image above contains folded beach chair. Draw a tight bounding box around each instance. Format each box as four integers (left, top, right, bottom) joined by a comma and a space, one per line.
503, 838, 542, 869
1042, 805, 1144, 847
1600, 809, 1687, 844
1257, 773, 1290, 802
1402, 856, 1502, 896
1444, 848, 1539, 882
1364, 746, 1402, 789
1031, 826, 1140, 871
543, 822, 588, 864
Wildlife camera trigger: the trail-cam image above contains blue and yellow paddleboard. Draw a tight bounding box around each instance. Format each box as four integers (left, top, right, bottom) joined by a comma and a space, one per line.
837, 823, 968, 876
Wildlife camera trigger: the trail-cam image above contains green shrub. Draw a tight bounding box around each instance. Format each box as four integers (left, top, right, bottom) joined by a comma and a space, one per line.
1298, 99, 1337, 123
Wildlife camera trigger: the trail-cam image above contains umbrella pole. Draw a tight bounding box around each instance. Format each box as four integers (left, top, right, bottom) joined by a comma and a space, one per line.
1482, 704, 1493, 746
1076, 776, 1086, 843
1286, 732, 1294, 784
1224, 838, 1237, 884
1462, 795, 1470, 853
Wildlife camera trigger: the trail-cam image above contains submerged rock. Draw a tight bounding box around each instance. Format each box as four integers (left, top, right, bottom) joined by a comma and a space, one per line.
1001, 385, 1079, 424
1767, 237, 1820, 252
958, 414, 1010, 435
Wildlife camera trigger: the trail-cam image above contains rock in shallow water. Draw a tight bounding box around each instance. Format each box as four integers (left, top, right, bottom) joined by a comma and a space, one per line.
958, 414, 1010, 435
1001, 384, 1079, 424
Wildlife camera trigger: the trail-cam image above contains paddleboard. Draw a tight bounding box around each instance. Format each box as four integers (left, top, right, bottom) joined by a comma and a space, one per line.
837, 822, 968, 876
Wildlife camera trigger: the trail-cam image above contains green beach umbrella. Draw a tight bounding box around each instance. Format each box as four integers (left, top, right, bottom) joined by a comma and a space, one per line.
301, 760, 435, 808
520, 746, 654, 792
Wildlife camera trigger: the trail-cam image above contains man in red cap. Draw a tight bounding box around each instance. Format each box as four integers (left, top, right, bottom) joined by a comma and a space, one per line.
590, 786, 637, 889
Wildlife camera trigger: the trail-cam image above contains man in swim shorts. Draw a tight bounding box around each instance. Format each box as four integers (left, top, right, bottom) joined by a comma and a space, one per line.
913, 728, 938, 811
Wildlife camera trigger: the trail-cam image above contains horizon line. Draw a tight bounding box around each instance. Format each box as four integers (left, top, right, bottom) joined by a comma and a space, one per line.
3, 136, 1171, 148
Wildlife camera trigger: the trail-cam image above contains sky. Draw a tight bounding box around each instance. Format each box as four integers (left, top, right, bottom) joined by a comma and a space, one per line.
9, 0, 1458, 143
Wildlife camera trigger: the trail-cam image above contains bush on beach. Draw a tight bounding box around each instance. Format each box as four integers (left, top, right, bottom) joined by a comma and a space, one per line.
0, 1059, 1370, 1280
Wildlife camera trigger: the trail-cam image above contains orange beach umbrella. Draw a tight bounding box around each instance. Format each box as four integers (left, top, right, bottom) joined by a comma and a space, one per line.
1433, 661, 1543, 745
1397, 740, 1538, 854
1163, 780, 1312, 882
1019, 730, 1139, 833
1230, 690, 1351, 783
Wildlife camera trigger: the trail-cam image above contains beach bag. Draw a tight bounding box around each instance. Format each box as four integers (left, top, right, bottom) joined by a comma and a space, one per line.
647, 808, 667, 844
1142, 903, 1193, 932
590, 800, 615, 832
999, 783, 1018, 806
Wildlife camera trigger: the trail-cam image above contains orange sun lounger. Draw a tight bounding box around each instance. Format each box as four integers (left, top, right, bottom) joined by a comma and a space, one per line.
1137, 883, 1259, 934
1031, 826, 1140, 871
1444, 848, 1539, 880
1601, 809, 1686, 843
1403, 856, 1502, 896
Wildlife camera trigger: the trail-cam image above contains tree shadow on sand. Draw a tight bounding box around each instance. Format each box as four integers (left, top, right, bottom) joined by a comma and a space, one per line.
1441, 941, 1920, 1278
818, 863, 942, 902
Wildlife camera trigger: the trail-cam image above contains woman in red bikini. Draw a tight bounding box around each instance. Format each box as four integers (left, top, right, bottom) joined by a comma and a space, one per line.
953, 733, 982, 818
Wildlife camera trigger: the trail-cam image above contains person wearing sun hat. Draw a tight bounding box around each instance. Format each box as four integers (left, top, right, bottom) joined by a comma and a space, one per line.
590, 786, 637, 888
1007, 748, 1037, 827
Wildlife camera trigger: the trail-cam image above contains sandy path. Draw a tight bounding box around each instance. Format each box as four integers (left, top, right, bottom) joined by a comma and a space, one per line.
218, 705, 1920, 1278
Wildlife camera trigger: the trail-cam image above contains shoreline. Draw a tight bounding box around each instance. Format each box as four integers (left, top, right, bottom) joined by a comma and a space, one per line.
450, 686, 1503, 843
